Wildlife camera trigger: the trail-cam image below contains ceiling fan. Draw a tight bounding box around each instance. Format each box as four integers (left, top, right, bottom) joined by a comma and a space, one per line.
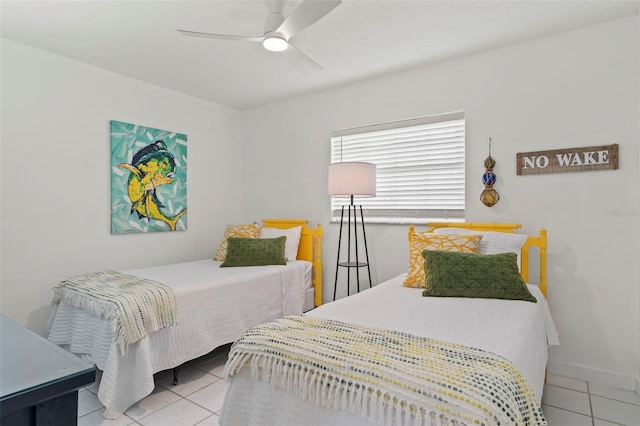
177, 0, 342, 76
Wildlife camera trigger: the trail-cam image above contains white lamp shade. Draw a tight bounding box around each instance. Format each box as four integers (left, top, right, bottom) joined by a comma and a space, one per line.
328, 162, 376, 197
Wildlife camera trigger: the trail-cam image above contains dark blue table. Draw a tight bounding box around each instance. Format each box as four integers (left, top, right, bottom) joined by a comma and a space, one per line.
0, 314, 96, 425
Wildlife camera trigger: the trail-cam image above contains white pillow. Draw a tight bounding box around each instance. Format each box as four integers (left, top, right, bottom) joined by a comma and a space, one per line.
260, 226, 302, 262
432, 227, 528, 266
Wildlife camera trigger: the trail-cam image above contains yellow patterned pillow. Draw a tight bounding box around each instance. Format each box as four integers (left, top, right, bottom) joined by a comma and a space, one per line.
213, 223, 261, 261
403, 233, 483, 288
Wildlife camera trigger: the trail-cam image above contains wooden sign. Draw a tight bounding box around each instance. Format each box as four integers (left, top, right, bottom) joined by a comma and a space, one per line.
516, 144, 618, 176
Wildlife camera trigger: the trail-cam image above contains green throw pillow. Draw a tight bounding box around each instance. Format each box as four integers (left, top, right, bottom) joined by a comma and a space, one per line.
422, 250, 537, 303
220, 236, 287, 267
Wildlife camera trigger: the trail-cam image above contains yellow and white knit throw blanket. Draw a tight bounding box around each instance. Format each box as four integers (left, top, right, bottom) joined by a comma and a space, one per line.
224, 315, 546, 426
52, 270, 177, 355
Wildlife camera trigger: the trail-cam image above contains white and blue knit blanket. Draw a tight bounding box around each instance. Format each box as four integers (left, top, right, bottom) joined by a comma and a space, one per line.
224, 315, 546, 426
52, 270, 177, 354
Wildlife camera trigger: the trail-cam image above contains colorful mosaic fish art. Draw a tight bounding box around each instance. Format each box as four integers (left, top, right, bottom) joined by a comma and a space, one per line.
117, 140, 187, 231
111, 120, 187, 234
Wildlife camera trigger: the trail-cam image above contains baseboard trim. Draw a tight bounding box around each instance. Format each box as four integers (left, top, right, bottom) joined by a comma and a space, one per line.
547, 360, 637, 391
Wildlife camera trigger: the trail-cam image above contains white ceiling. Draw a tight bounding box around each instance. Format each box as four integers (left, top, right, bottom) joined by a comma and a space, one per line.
2, 0, 638, 110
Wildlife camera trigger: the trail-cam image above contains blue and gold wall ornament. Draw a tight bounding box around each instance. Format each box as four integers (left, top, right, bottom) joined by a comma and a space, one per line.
480, 138, 500, 207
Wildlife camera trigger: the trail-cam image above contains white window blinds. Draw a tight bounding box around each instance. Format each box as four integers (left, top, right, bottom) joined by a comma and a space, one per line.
330, 111, 465, 224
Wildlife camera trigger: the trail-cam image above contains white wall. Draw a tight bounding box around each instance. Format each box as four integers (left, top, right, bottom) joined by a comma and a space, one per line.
0, 39, 244, 335
637, 11, 640, 396
239, 17, 640, 390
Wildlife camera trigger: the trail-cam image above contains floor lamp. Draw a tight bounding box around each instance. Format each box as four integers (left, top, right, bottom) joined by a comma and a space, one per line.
328, 161, 376, 300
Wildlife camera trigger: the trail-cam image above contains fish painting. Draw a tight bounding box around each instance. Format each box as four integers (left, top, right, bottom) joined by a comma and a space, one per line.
118, 141, 187, 231
110, 120, 187, 234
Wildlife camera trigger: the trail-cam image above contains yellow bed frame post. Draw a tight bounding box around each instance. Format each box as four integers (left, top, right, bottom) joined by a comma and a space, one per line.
262, 219, 324, 307
416, 222, 548, 297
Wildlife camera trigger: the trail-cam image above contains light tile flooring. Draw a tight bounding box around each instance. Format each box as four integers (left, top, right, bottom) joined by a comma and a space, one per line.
78, 345, 640, 425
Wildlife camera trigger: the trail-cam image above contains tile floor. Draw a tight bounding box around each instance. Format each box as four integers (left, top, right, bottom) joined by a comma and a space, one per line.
78, 345, 640, 425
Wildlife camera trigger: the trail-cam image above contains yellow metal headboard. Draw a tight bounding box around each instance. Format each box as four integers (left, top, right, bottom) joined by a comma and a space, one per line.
420, 222, 548, 297
262, 219, 323, 307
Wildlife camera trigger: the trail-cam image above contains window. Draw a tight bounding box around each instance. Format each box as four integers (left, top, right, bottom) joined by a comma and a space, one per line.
330, 111, 465, 224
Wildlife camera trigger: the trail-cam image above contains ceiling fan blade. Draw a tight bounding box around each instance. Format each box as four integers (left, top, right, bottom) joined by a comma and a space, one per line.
281, 42, 323, 76
266, 0, 286, 15
177, 29, 262, 43
276, 0, 341, 39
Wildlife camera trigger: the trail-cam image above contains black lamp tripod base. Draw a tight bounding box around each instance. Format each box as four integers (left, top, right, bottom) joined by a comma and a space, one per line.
333, 198, 372, 300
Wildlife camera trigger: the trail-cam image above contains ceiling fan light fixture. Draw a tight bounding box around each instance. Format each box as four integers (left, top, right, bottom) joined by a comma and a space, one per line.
263, 35, 288, 52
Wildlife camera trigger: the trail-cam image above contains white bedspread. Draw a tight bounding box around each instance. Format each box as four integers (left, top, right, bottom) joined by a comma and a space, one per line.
220, 273, 559, 426
47, 259, 310, 419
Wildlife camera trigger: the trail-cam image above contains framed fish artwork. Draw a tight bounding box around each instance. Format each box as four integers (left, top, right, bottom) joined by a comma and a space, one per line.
110, 120, 187, 234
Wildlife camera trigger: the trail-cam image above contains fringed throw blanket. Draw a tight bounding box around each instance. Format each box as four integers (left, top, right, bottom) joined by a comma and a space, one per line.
52, 270, 177, 355
224, 315, 546, 426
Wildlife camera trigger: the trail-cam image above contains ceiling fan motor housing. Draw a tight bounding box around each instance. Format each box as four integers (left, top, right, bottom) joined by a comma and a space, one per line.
262, 11, 288, 51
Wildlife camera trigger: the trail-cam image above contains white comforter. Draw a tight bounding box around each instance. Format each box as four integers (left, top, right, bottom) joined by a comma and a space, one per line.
47, 259, 310, 419
220, 273, 559, 426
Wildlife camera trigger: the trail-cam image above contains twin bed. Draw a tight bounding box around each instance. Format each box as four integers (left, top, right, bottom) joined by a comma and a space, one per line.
219, 222, 558, 425
47, 220, 558, 425
46, 219, 323, 419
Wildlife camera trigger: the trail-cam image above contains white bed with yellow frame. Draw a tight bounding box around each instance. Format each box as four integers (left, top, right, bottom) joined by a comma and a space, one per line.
219, 222, 559, 426
47, 219, 323, 419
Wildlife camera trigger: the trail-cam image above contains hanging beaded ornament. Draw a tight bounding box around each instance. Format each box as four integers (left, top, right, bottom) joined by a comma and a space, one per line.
480, 138, 500, 207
